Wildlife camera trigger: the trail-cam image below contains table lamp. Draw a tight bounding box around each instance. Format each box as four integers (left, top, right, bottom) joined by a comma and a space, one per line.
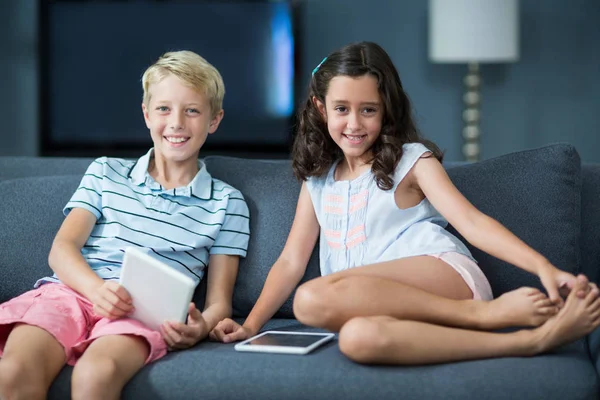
429, 0, 519, 161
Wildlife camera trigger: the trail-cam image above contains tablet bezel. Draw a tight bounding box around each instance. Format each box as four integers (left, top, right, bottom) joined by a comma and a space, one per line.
119, 247, 196, 331
234, 330, 335, 355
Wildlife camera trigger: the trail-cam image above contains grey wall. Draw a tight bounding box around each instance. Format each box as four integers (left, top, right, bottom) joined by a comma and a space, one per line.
299, 0, 600, 162
1, 0, 598, 162
0, 0, 38, 157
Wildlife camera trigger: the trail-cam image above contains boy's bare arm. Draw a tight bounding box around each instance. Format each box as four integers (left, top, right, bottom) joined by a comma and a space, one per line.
210, 183, 320, 343
48, 208, 132, 318
242, 182, 319, 335
201, 254, 240, 333
48, 208, 103, 297
160, 255, 238, 349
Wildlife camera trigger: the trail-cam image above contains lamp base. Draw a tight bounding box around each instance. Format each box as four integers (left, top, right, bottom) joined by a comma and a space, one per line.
462, 62, 481, 162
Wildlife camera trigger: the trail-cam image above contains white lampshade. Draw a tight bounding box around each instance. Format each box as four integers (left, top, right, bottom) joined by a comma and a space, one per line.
429, 0, 520, 63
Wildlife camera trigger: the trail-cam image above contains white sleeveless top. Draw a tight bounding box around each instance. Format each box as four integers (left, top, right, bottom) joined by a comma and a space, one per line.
305, 143, 475, 276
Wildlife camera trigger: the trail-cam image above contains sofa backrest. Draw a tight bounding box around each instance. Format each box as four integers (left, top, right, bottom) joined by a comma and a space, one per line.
206, 143, 585, 317
203, 157, 321, 317
0, 156, 93, 181
0, 144, 594, 320
0, 175, 82, 302
580, 165, 600, 285
443, 144, 582, 295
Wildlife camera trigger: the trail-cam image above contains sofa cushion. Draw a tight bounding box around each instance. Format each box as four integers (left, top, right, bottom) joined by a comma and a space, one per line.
445, 144, 582, 297
0, 174, 211, 307
204, 157, 321, 318
0, 156, 93, 181
579, 165, 600, 371
2, 144, 581, 317
0, 175, 80, 302
47, 320, 597, 400
207, 143, 582, 315
580, 165, 600, 285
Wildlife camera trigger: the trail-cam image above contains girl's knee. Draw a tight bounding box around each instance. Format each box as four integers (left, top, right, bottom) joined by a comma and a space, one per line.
338, 316, 396, 364
293, 280, 334, 327
293, 282, 318, 316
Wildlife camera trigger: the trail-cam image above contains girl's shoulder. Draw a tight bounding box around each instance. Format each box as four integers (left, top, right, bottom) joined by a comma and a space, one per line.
401, 142, 431, 155
393, 142, 436, 184
306, 160, 338, 190
399, 142, 435, 166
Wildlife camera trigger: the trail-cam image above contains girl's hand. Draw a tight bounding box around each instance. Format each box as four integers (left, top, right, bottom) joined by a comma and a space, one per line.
161, 303, 208, 350
537, 265, 584, 307
90, 281, 133, 319
209, 318, 254, 343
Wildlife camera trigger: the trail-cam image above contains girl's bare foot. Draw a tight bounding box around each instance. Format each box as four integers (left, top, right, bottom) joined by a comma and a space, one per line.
477, 287, 559, 330
531, 276, 600, 354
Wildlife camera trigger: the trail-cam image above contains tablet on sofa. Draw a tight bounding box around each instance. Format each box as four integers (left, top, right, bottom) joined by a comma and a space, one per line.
119, 247, 196, 331
234, 331, 335, 355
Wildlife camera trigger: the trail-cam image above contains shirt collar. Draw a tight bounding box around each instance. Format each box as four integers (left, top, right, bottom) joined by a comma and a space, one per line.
127, 148, 213, 199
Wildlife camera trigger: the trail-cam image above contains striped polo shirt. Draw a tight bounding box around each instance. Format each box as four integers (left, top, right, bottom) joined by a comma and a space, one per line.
36, 149, 250, 288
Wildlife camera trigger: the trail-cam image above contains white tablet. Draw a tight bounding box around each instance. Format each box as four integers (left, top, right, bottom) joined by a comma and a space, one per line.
119, 247, 196, 331
234, 331, 335, 355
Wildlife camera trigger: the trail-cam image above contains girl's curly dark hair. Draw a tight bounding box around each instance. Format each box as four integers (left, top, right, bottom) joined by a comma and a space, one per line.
292, 41, 443, 190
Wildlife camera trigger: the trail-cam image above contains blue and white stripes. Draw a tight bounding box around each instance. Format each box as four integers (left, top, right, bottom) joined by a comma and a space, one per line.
36, 149, 250, 287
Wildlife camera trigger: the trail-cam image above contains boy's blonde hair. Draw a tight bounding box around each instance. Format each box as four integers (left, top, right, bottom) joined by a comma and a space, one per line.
142, 50, 225, 117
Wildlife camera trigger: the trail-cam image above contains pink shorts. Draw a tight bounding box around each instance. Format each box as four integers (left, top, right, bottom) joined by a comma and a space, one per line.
0, 283, 167, 366
430, 252, 493, 301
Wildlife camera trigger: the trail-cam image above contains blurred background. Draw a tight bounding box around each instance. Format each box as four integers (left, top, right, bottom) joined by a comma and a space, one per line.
1, 0, 598, 162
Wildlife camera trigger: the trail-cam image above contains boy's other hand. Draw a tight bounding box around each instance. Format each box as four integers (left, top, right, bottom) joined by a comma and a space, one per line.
91, 281, 133, 319
161, 303, 208, 350
209, 318, 253, 343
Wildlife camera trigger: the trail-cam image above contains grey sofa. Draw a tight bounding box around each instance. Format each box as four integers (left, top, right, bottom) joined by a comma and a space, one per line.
1, 143, 599, 399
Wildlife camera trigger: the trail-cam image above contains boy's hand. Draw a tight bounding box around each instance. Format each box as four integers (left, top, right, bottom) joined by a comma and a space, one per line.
209, 318, 254, 343
161, 303, 208, 350
90, 281, 133, 319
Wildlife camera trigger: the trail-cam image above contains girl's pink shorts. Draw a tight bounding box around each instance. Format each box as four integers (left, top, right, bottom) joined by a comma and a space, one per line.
431, 252, 494, 301
0, 283, 167, 365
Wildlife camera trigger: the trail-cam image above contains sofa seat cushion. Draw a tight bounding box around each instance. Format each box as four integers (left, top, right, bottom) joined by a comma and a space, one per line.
47, 319, 597, 400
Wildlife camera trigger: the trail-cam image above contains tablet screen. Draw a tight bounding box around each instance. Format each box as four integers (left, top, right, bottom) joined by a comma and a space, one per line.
248, 333, 330, 347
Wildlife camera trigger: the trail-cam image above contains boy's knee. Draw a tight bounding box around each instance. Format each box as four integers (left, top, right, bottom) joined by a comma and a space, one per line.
338, 316, 394, 364
0, 360, 20, 398
0, 359, 46, 400
72, 356, 119, 396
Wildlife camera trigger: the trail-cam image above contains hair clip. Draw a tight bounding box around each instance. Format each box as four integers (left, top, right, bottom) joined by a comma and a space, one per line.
312, 57, 327, 77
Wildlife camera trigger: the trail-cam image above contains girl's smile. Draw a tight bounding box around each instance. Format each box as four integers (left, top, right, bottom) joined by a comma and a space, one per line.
342, 133, 367, 145
316, 74, 383, 165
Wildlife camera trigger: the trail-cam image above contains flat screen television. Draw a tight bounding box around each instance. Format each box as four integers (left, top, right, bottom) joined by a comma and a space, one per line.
39, 0, 297, 157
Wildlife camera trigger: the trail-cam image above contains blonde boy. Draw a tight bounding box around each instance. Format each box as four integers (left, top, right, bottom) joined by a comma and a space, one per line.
0, 51, 249, 400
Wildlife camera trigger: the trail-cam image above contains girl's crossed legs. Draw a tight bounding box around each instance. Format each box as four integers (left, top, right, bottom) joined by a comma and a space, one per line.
0, 283, 166, 400
292, 254, 600, 365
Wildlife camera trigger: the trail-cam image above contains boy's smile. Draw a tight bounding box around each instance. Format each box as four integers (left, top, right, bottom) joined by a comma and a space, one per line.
142, 74, 223, 166
164, 136, 189, 145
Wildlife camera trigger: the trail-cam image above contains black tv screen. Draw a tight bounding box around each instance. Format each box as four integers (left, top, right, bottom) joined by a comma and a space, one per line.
40, 0, 296, 156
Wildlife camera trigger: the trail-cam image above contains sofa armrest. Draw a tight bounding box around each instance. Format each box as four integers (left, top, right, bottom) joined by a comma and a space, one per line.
587, 328, 600, 376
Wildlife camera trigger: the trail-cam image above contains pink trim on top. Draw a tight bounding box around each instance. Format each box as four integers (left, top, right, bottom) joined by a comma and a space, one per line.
346, 234, 366, 249
346, 224, 365, 238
